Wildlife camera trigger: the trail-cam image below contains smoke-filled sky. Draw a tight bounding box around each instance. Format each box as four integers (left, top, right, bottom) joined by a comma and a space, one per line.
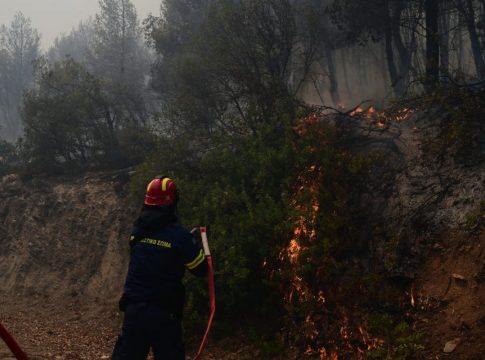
0, 0, 162, 49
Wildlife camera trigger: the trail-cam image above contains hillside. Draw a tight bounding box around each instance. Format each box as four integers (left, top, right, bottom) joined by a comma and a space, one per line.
0, 172, 136, 304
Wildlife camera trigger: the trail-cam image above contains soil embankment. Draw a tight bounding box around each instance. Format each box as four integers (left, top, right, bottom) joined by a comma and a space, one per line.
0, 171, 136, 359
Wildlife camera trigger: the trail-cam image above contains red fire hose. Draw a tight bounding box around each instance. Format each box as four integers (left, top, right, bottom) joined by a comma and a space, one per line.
193, 226, 215, 360
0, 322, 28, 360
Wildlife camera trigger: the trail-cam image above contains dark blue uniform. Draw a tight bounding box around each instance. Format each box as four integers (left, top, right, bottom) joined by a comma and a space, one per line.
112, 209, 207, 360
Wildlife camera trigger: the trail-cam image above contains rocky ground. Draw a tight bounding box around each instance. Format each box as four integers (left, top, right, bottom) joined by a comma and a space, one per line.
0, 301, 118, 359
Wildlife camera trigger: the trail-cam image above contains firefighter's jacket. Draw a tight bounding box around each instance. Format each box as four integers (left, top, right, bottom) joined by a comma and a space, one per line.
121, 207, 207, 313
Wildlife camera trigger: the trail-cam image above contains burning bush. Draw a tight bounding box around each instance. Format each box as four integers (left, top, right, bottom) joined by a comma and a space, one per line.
276, 111, 425, 359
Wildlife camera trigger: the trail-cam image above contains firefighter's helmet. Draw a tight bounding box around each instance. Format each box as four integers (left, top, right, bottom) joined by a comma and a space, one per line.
144, 176, 178, 206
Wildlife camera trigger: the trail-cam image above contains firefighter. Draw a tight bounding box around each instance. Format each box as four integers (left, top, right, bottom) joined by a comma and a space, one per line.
112, 175, 207, 360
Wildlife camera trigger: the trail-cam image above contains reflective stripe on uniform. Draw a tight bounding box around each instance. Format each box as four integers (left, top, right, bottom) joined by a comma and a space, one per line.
185, 249, 205, 270
139, 238, 172, 248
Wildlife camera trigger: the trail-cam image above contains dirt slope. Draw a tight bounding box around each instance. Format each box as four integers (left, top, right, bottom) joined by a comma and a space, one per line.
0, 172, 136, 304
413, 228, 485, 359
0, 171, 136, 359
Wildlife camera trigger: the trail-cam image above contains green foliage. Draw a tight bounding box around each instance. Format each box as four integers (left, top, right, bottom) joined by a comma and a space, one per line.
145, 0, 315, 135
132, 122, 297, 333
137, 2, 322, 337
21, 57, 153, 174
22, 58, 112, 172
365, 314, 424, 360
116, 126, 157, 166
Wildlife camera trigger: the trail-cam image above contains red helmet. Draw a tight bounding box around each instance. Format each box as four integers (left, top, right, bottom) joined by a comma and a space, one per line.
144, 176, 178, 206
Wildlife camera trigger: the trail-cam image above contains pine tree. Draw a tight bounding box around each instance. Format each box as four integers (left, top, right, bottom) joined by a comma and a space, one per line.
0, 12, 40, 140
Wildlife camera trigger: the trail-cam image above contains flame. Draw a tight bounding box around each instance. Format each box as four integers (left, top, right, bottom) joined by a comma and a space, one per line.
305, 347, 339, 360
317, 290, 325, 304
358, 326, 385, 351
349, 106, 415, 126
410, 284, 415, 307
288, 239, 302, 263
280, 122, 322, 271
394, 108, 415, 121
281, 113, 387, 358
350, 107, 365, 116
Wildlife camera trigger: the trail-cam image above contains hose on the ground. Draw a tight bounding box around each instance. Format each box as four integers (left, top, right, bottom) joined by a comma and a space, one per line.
0, 322, 28, 360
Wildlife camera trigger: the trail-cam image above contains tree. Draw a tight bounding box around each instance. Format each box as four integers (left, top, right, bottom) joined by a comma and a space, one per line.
144, 0, 212, 97
327, 0, 416, 96
21, 58, 119, 171
0, 12, 40, 141
47, 20, 95, 65
452, 0, 485, 78
93, 0, 149, 86
425, 0, 441, 92
92, 0, 151, 125
145, 0, 211, 57
147, 0, 317, 135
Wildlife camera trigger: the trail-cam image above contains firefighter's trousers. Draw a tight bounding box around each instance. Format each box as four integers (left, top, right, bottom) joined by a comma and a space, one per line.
111, 302, 184, 360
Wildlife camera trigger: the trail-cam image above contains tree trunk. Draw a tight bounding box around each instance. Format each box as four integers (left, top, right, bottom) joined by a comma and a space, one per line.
464, 0, 485, 78
439, 9, 450, 80
480, 1, 485, 33
457, 16, 464, 71
340, 49, 352, 101
324, 43, 341, 108
425, 0, 440, 92
391, 3, 412, 96
384, 12, 399, 95
120, 0, 127, 78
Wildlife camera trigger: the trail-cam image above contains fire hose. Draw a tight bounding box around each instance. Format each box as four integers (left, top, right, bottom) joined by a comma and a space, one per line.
193, 226, 215, 360
0, 322, 28, 360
